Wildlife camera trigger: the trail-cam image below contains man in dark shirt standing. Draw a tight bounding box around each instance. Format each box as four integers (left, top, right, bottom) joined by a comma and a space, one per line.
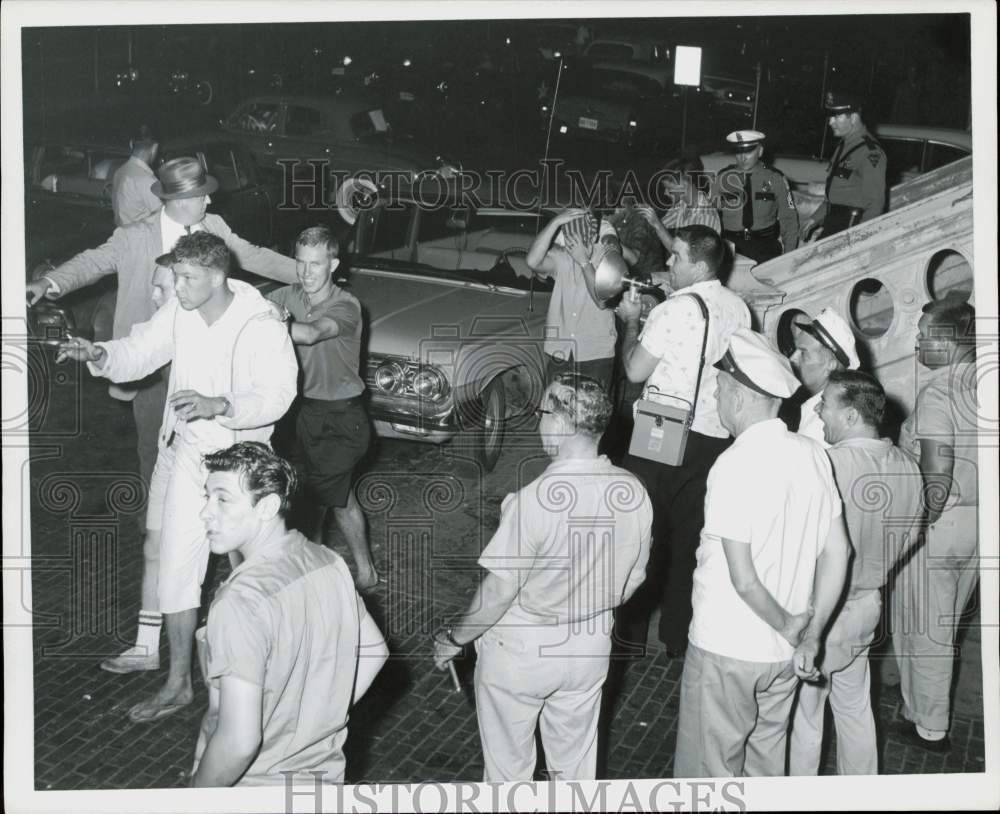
269, 226, 380, 591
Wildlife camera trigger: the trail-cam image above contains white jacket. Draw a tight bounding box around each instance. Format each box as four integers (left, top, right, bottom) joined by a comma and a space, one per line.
91, 280, 297, 451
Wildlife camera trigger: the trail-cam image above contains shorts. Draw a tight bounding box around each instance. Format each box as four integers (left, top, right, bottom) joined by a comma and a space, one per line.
293, 396, 371, 508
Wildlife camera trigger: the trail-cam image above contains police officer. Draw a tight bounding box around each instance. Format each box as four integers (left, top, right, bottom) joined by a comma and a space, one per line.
802, 92, 887, 241
712, 130, 798, 263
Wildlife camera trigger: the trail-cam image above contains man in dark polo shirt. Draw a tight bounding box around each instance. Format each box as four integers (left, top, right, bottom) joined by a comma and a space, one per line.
268, 226, 380, 592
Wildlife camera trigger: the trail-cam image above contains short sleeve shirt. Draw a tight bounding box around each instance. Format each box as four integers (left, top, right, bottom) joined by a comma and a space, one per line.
659, 191, 721, 233
478, 456, 652, 632
689, 419, 842, 662
898, 363, 979, 506
638, 279, 750, 438
827, 437, 923, 594
205, 532, 365, 785
269, 284, 365, 400
542, 247, 617, 362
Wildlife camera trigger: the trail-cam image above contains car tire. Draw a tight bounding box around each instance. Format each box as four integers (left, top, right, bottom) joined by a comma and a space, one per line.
462, 376, 506, 472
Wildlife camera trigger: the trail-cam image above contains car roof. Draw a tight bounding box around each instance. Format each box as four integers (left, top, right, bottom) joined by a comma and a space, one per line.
588, 60, 674, 83
874, 124, 971, 150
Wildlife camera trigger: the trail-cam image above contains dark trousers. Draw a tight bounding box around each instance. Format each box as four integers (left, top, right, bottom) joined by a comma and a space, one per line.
822, 204, 864, 238
619, 431, 733, 653
131, 369, 169, 496
725, 230, 783, 264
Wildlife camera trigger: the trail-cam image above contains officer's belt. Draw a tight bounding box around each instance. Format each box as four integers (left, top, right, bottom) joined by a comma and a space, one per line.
723, 223, 780, 240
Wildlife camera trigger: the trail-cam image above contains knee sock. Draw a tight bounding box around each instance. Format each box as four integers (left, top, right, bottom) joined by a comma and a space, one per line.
135, 610, 163, 655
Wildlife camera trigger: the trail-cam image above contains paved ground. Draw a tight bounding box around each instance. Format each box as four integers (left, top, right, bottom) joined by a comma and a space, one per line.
26, 363, 987, 790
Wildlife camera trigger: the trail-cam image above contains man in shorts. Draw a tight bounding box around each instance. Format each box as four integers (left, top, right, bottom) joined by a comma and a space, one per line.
268, 226, 379, 590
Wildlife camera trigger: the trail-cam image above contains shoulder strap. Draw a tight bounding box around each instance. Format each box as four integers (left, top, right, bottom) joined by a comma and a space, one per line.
686, 293, 711, 412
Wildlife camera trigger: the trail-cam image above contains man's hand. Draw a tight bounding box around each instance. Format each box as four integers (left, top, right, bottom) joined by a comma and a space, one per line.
780, 607, 814, 647
636, 205, 662, 228
616, 287, 643, 323
26, 278, 54, 307
553, 207, 589, 227
56, 335, 104, 365
801, 219, 823, 243
432, 631, 462, 670
793, 635, 822, 681
267, 301, 291, 323
169, 390, 229, 421
565, 234, 594, 268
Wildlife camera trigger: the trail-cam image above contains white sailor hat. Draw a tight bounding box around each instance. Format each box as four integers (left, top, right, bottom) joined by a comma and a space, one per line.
726, 130, 766, 152
715, 328, 800, 399
794, 308, 860, 369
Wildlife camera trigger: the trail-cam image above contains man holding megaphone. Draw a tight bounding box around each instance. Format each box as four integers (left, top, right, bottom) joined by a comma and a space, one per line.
526, 208, 627, 393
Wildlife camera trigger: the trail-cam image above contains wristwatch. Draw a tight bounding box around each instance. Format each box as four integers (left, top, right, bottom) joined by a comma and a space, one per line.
438, 625, 463, 649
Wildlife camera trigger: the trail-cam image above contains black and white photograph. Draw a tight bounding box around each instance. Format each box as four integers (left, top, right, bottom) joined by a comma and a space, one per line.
2, 1, 997, 812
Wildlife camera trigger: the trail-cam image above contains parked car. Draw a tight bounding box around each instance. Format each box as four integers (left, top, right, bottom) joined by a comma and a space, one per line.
701, 125, 972, 191
699, 73, 755, 117
24, 133, 306, 346
581, 35, 671, 65
341, 194, 558, 470
544, 61, 679, 150
220, 91, 461, 189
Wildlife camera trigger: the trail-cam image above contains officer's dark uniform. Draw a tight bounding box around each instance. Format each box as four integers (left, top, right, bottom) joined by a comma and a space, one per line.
712, 133, 799, 264
812, 93, 887, 237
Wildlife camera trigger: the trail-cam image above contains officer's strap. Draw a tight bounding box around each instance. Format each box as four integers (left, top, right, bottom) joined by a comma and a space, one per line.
826, 140, 870, 198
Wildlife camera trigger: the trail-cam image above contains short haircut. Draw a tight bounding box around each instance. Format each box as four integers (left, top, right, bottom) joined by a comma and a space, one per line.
674, 224, 725, 277
296, 225, 340, 258
203, 441, 298, 517
132, 124, 157, 151
546, 374, 612, 437
827, 369, 885, 428
922, 294, 975, 345
170, 232, 231, 276
661, 156, 709, 195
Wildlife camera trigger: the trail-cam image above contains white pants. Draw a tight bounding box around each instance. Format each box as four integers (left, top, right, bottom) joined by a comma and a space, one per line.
155, 439, 212, 614
474, 624, 611, 782
893, 505, 978, 732
789, 590, 882, 775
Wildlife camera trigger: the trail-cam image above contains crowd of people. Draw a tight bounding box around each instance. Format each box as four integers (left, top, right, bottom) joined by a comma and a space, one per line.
26, 85, 978, 786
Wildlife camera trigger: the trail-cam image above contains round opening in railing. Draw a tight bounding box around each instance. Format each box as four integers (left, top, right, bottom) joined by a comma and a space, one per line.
775, 308, 809, 358
849, 278, 893, 338
926, 249, 973, 302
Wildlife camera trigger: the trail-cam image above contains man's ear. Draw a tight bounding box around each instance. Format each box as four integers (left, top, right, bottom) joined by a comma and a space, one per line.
254, 492, 282, 523
330, 257, 341, 274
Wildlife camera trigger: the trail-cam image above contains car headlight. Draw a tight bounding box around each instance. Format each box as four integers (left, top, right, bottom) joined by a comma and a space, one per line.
628, 119, 638, 128
369, 357, 450, 403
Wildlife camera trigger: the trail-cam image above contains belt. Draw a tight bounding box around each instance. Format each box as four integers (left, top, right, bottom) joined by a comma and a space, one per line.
724, 223, 780, 240
301, 394, 365, 406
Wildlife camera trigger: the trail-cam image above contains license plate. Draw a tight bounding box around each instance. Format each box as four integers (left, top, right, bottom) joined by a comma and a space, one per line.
578, 116, 598, 130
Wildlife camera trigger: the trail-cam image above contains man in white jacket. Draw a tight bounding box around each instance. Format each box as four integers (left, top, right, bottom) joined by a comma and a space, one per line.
58, 232, 298, 723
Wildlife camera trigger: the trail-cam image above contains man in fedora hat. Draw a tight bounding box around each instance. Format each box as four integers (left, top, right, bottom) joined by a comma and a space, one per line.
788, 307, 861, 447
673, 328, 850, 777
711, 130, 799, 263
801, 92, 887, 241
27, 155, 297, 674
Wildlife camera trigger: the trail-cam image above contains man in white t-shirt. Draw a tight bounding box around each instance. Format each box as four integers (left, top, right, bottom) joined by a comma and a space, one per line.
673, 329, 851, 778
789, 308, 860, 445
616, 224, 750, 655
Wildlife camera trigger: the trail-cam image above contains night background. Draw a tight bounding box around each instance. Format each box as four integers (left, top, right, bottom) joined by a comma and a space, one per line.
21, 14, 971, 177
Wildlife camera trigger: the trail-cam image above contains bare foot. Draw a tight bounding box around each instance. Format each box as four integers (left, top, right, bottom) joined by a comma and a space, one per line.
128, 682, 194, 723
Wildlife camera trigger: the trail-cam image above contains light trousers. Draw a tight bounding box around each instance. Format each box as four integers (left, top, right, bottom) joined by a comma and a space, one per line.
674, 643, 798, 778
790, 590, 882, 775
893, 505, 978, 732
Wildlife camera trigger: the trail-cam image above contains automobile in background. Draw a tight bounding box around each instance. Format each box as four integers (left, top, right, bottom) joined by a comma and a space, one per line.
699, 73, 755, 116
24, 133, 304, 346
220, 92, 460, 188
342, 194, 558, 470
701, 125, 972, 191
543, 61, 679, 150
581, 34, 671, 65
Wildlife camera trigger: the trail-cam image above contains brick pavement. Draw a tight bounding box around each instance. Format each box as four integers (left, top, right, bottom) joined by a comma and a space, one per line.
27, 371, 987, 790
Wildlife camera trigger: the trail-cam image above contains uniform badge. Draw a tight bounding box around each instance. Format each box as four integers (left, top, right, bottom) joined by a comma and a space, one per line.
868, 152, 882, 167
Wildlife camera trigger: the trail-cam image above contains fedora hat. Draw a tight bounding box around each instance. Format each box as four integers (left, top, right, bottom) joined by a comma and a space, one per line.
151, 156, 219, 200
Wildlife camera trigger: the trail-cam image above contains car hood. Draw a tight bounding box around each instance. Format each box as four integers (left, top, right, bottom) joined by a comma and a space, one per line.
344, 264, 548, 360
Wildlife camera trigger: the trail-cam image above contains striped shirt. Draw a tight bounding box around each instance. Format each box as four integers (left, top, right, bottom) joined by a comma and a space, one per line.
659, 191, 721, 234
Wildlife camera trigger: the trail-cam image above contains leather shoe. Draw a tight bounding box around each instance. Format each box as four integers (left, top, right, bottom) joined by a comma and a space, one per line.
894, 721, 950, 753
100, 647, 160, 674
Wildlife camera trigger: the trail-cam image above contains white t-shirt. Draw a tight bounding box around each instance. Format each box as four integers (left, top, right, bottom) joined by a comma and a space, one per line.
638, 279, 750, 438
689, 418, 842, 662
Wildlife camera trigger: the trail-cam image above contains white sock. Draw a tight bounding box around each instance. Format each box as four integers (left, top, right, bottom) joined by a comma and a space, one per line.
916, 724, 947, 741
134, 610, 163, 656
